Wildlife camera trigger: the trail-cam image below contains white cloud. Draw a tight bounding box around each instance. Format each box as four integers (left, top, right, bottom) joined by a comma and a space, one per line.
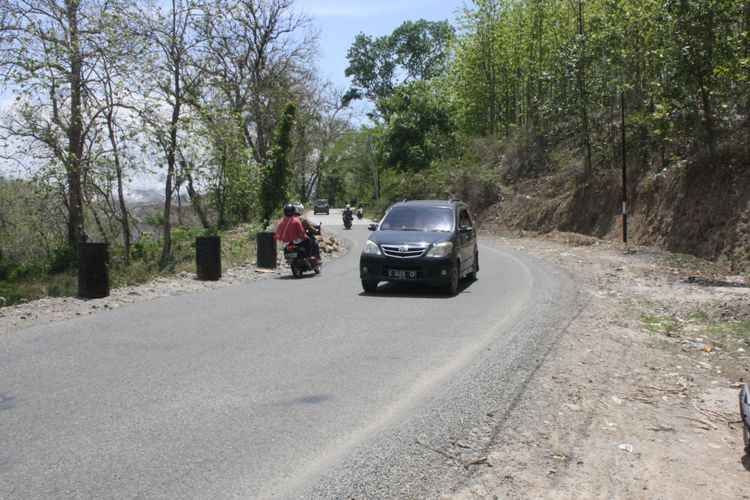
303, 0, 432, 18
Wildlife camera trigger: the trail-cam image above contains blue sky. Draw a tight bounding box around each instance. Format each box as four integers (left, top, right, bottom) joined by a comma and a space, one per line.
302, 0, 467, 90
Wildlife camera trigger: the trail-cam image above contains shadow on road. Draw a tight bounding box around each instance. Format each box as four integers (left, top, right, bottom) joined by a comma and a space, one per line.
276, 273, 320, 280
358, 279, 476, 299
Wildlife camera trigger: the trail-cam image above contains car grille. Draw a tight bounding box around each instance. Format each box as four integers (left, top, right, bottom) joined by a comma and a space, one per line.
381, 244, 427, 258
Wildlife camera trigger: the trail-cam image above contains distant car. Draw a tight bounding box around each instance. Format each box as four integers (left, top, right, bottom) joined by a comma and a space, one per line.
313, 199, 330, 215
359, 199, 478, 295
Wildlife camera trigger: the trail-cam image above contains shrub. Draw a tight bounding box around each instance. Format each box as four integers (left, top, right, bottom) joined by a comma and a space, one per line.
48, 245, 76, 273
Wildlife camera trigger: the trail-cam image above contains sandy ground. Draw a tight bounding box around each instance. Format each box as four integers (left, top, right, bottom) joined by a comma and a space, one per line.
2, 231, 748, 497
443, 231, 750, 499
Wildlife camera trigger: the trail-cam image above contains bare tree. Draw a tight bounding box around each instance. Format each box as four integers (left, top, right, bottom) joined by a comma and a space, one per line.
132, 0, 202, 265
197, 0, 317, 163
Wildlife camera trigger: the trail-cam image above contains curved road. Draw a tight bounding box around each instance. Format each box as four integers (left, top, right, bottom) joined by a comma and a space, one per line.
0, 210, 581, 498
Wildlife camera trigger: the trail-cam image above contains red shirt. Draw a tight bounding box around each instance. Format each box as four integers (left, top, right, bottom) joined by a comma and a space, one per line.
274, 215, 306, 243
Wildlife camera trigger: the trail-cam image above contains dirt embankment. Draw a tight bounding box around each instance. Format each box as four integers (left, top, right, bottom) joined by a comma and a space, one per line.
482, 158, 750, 272
444, 231, 749, 498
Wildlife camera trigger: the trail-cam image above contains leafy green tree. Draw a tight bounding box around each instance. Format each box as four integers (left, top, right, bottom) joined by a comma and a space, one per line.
259, 102, 296, 226
344, 19, 454, 119
379, 81, 455, 172
0, 0, 128, 249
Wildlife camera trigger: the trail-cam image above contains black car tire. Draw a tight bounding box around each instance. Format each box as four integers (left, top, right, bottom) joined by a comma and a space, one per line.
467, 252, 479, 281
362, 279, 379, 293
446, 262, 459, 295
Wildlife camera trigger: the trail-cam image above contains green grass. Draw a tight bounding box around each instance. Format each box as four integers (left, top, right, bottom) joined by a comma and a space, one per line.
0, 226, 259, 308
662, 252, 722, 272
691, 312, 750, 346
640, 305, 750, 352
640, 313, 681, 336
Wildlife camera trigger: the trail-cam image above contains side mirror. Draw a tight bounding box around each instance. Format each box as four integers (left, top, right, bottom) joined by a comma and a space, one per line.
368, 223, 378, 231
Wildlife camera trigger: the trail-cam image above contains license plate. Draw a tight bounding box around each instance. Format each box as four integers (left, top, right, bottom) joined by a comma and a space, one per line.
388, 269, 416, 279
285, 252, 298, 258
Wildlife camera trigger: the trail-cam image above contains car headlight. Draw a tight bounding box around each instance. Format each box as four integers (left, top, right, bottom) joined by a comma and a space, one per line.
426, 241, 453, 257
363, 240, 381, 255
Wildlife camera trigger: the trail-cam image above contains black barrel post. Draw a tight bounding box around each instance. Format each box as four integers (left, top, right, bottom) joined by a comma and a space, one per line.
256, 231, 277, 269
77, 242, 110, 299
196, 235, 221, 281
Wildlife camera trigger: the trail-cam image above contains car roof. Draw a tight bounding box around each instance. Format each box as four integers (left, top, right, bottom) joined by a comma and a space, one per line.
389, 199, 465, 209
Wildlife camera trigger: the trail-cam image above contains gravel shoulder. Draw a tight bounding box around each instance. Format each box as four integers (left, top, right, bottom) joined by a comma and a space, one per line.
443, 231, 749, 499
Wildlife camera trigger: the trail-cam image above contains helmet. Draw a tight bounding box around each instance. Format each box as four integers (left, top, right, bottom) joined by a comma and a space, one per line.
294, 203, 304, 215
283, 203, 295, 216
346, 204, 350, 209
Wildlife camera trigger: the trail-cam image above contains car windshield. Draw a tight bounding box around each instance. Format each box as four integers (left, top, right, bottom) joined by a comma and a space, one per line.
316, 200, 327, 205
379, 206, 454, 232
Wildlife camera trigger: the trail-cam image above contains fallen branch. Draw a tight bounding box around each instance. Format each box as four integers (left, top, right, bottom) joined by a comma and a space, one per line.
639, 384, 688, 394
415, 439, 491, 469
466, 456, 490, 467
415, 439, 461, 463
676, 414, 718, 430
648, 425, 676, 432
693, 402, 736, 423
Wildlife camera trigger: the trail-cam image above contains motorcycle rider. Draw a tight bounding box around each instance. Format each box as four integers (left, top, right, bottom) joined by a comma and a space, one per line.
342, 204, 353, 227
356, 202, 364, 219
274, 203, 313, 258
294, 203, 320, 261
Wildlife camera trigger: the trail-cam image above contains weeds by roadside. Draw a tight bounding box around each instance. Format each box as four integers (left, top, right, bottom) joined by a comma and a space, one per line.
0, 224, 262, 308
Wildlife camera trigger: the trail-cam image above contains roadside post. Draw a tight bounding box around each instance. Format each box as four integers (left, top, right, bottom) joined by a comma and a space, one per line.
77, 242, 110, 298
196, 235, 221, 280
256, 232, 277, 268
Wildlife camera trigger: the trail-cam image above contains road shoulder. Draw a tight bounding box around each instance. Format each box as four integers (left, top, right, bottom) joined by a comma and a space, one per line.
443, 231, 749, 498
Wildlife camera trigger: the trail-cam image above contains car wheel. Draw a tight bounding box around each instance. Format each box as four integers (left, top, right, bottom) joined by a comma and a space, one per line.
446, 262, 459, 295
467, 252, 479, 281
361, 279, 379, 293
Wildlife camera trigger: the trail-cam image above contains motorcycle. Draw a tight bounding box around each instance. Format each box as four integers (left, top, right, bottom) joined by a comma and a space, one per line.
343, 215, 353, 229
283, 241, 321, 278
356, 208, 363, 219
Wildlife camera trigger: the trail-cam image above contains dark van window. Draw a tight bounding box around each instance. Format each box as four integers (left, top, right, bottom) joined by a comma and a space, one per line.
380, 206, 454, 232
458, 208, 472, 229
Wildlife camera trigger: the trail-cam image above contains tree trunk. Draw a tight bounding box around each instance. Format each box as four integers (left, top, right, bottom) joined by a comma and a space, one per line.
105, 106, 131, 265
160, 63, 180, 266
575, 0, 593, 179
184, 166, 210, 229
66, 0, 85, 247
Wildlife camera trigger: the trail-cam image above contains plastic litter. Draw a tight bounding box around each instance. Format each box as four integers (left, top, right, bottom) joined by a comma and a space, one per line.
618, 443, 634, 453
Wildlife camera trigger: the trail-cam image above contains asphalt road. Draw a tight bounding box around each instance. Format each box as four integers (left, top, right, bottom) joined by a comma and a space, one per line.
0, 210, 581, 498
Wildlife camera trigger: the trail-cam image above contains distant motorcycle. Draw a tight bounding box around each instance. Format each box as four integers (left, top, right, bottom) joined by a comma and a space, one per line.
343, 215, 353, 229
283, 241, 321, 278
356, 208, 363, 219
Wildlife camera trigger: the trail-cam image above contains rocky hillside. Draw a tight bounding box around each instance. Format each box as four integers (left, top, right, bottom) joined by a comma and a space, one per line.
481, 155, 750, 273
